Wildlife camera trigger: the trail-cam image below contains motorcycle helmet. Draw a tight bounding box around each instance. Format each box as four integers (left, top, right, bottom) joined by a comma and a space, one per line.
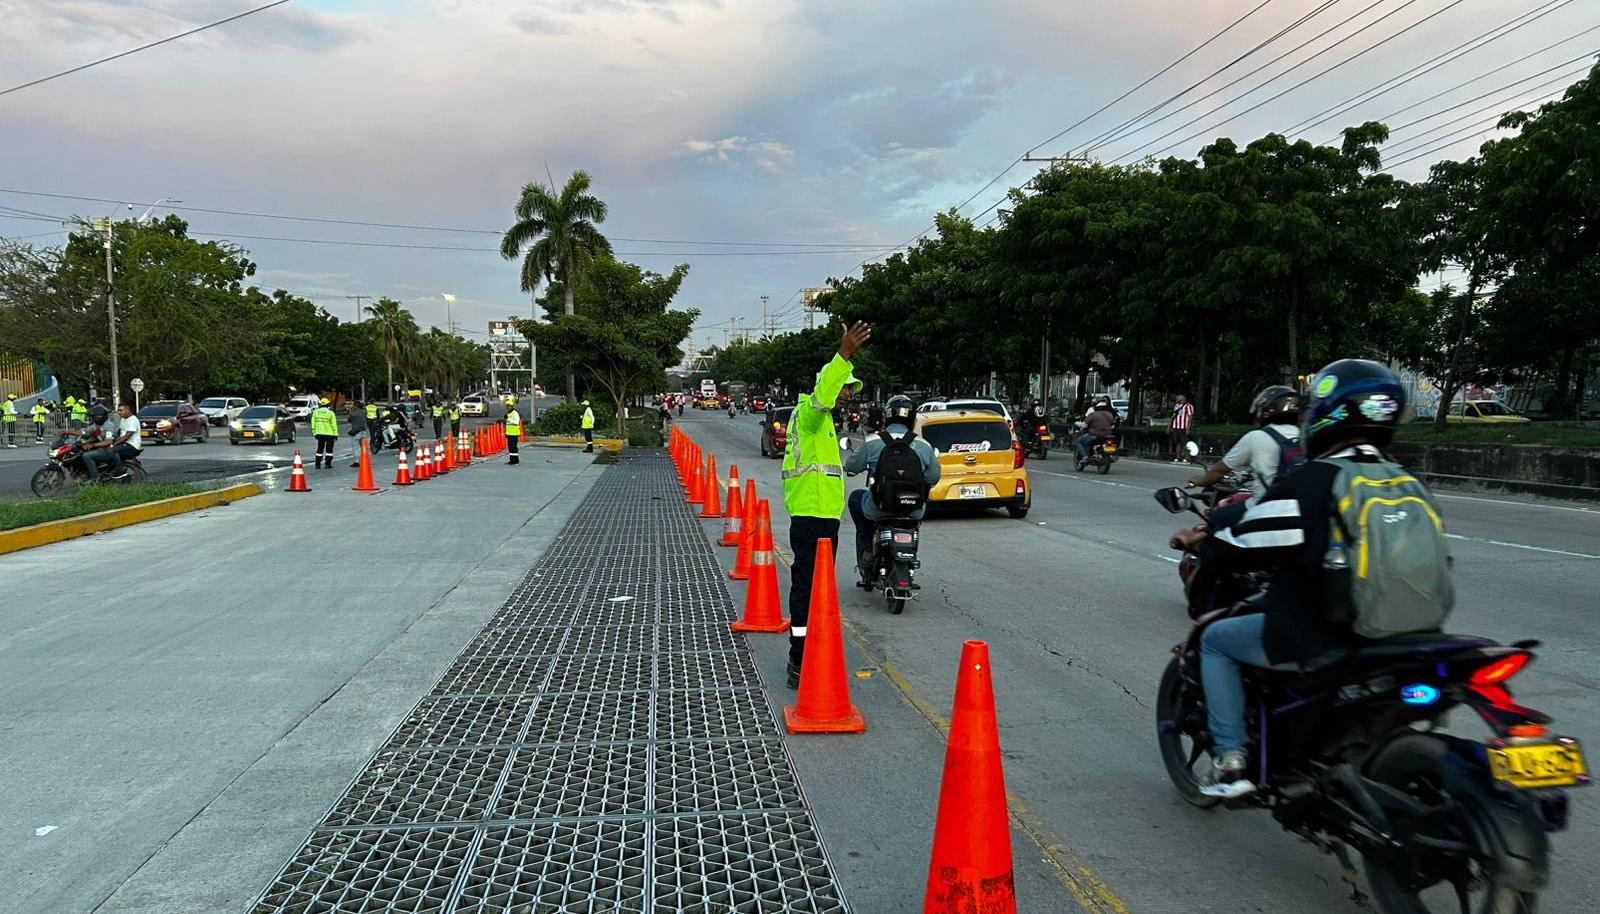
88, 404, 109, 425
1250, 385, 1299, 426
1093, 395, 1112, 411
885, 395, 914, 424
1303, 359, 1406, 457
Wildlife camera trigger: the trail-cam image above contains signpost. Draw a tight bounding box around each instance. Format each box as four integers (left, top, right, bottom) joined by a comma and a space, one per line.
129, 377, 145, 412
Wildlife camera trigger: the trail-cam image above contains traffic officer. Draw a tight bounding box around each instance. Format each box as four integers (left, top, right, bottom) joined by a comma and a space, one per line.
449, 401, 461, 438
504, 396, 522, 465
780, 320, 871, 688
581, 399, 596, 452
2, 393, 17, 447
431, 401, 444, 439
310, 397, 339, 468
31, 399, 50, 442
364, 400, 380, 441
69, 395, 88, 429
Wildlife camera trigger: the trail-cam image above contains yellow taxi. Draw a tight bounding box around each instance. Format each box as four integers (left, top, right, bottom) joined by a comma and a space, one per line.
1444, 400, 1532, 424
914, 410, 1031, 518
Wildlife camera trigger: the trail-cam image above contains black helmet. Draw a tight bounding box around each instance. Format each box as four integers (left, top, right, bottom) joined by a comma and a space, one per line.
885, 395, 914, 424
1303, 359, 1406, 457
1093, 395, 1112, 410
1250, 385, 1299, 425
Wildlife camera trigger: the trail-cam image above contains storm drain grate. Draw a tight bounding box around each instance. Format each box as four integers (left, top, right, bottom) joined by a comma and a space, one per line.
253, 452, 850, 913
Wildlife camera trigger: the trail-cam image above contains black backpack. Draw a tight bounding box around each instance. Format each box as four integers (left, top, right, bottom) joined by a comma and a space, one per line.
1259, 426, 1307, 482
869, 430, 928, 513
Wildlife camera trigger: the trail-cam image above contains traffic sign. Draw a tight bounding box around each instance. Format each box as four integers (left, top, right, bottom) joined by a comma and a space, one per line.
129, 378, 145, 392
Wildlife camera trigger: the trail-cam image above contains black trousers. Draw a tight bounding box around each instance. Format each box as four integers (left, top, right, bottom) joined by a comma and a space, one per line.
787, 515, 841, 664
433, 418, 443, 438
367, 418, 379, 440
451, 420, 461, 436
315, 434, 337, 465
507, 432, 520, 463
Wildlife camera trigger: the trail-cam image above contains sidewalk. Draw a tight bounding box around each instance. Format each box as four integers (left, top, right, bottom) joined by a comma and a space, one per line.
250, 451, 852, 912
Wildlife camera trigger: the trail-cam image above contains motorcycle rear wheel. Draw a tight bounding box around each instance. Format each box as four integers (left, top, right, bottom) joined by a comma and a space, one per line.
31, 465, 68, 498
1362, 733, 1544, 914
886, 592, 906, 615
1156, 656, 1221, 809
1097, 456, 1112, 475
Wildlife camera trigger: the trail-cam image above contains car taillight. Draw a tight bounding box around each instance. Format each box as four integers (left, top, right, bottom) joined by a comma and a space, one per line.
1012, 443, 1024, 469
1471, 652, 1532, 685
1014, 478, 1026, 496
1037, 424, 1048, 433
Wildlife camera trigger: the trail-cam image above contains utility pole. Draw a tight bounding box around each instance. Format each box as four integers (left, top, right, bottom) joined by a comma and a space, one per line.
94, 217, 119, 409
347, 295, 371, 323
443, 293, 456, 335
760, 295, 769, 339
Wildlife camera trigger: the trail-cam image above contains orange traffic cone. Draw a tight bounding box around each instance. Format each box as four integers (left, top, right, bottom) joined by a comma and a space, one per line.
433, 441, 445, 475
923, 640, 1015, 914
352, 440, 381, 492
459, 432, 471, 465
699, 455, 723, 518
287, 450, 311, 492
730, 500, 787, 633
784, 538, 866, 734
415, 443, 430, 480
687, 453, 707, 506
394, 448, 413, 485
729, 480, 759, 578
441, 435, 455, 472
720, 472, 745, 546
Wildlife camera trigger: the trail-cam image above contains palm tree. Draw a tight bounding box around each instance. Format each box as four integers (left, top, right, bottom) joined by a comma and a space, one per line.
365, 298, 418, 403
500, 170, 612, 400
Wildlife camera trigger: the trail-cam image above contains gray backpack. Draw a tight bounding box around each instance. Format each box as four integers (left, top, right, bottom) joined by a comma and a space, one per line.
1324, 457, 1454, 639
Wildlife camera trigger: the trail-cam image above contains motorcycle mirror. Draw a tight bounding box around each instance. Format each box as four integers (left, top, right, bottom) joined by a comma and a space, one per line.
1184, 440, 1201, 458
838, 436, 854, 451
1153, 487, 1191, 514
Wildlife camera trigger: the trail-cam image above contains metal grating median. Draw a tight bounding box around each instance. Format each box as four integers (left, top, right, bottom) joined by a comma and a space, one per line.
252, 451, 851, 913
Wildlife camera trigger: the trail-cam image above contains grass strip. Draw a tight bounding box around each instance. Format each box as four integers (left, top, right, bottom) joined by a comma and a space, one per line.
0, 482, 200, 532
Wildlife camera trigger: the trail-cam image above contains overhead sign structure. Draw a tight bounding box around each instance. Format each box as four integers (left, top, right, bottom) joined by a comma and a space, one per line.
488, 319, 535, 396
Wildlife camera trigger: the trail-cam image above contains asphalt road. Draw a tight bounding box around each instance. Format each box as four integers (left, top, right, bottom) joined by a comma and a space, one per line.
677, 407, 1600, 914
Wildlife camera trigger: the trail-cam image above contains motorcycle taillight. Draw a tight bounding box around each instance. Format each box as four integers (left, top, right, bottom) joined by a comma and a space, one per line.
893, 532, 914, 544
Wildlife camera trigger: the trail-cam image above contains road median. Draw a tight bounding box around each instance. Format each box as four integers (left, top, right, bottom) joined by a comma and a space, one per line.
0, 482, 263, 555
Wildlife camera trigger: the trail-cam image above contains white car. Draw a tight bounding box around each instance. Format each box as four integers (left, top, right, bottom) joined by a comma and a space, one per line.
917, 398, 1013, 425
198, 396, 250, 426
280, 394, 320, 419
459, 395, 487, 416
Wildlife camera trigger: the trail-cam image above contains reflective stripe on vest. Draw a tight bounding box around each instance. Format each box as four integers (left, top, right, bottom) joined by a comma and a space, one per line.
782, 464, 844, 480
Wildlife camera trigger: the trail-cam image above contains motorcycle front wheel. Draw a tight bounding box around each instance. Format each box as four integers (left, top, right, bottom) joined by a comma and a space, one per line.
31, 465, 68, 498
1362, 734, 1544, 914
1156, 656, 1221, 809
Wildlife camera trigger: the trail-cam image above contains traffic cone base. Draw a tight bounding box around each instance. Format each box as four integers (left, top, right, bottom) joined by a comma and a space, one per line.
730, 500, 788, 633
783, 538, 865, 734
287, 450, 311, 492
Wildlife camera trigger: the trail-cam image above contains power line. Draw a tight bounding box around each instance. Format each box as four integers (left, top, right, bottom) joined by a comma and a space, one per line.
1385, 84, 1571, 169
1117, 0, 1473, 162
1362, 45, 1599, 129
1381, 64, 1591, 149
0, 188, 897, 247
0, 1, 293, 98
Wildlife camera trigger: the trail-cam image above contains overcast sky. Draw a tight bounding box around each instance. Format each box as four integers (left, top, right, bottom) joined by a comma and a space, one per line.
2, 0, 1593, 350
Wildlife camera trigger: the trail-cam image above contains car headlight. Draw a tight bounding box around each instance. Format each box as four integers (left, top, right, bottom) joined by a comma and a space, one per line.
263, 419, 276, 432
229, 420, 242, 430
156, 419, 172, 429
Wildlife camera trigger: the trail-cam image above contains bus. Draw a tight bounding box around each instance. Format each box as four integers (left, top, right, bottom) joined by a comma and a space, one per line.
700, 378, 717, 398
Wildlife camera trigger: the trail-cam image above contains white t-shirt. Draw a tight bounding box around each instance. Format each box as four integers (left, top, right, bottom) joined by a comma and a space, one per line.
1222, 424, 1298, 497
118, 414, 143, 450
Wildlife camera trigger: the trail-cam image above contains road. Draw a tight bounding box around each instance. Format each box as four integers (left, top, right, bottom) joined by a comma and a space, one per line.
0, 399, 562, 500
677, 406, 1600, 914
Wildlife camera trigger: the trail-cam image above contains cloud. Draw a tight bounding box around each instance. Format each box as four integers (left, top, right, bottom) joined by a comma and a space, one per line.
681, 136, 795, 170
513, 13, 574, 36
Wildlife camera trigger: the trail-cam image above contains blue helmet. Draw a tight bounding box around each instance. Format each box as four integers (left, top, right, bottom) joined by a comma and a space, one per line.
1303, 359, 1405, 457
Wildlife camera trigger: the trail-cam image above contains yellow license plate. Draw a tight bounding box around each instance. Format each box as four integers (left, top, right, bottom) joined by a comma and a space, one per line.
242, 431, 256, 438
1104, 443, 1118, 453
1488, 740, 1588, 788
140, 430, 152, 437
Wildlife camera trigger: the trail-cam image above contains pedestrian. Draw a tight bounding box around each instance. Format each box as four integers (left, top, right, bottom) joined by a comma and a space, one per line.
69, 395, 87, 429
1171, 392, 1195, 463
364, 400, 380, 442
31, 399, 49, 442
310, 397, 339, 468
348, 407, 368, 467
449, 402, 461, 438
505, 397, 522, 465
2, 393, 17, 447
580, 399, 596, 452
431, 401, 444, 439
781, 320, 872, 689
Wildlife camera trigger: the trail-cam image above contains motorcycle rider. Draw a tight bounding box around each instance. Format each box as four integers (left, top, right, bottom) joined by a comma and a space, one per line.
1170, 360, 1436, 797
82, 402, 141, 481
1074, 396, 1119, 467
1187, 385, 1303, 500
842, 395, 941, 578
1017, 397, 1048, 448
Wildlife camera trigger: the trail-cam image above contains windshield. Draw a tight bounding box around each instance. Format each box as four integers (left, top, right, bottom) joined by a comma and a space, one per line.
772, 407, 793, 425
921, 420, 1013, 455
1472, 401, 1515, 416
199, 398, 227, 408
240, 406, 278, 419
139, 404, 178, 417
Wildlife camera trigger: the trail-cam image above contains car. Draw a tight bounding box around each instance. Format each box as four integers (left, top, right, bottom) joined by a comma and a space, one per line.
280, 394, 319, 419
138, 401, 209, 445
229, 405, 298, 445
1444, 399, 1531, 424
459, 395, 487, 416
760, 405, 792, 458
917, 397, 1013, 425
749, 395, 769, 412
198, 396, 250, 426
1110, 398, 1130, 421
914, 410, 1031, 518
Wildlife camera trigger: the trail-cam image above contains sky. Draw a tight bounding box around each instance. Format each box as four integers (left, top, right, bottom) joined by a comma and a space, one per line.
1, 0, 1594, 352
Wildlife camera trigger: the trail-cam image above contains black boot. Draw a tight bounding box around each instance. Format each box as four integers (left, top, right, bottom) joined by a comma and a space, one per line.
785, 659, 802, 690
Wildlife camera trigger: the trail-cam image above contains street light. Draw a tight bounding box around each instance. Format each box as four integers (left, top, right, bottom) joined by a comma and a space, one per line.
442, 293, 456, 335
99, 197, 181, 409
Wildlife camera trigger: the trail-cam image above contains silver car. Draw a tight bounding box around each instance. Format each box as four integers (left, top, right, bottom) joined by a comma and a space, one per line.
229, 405, 298, 445
198, 396, 250, 426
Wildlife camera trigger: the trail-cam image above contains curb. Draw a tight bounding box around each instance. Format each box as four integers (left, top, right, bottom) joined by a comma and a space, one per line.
0, 483, 265, 556
526, 435, 625, 454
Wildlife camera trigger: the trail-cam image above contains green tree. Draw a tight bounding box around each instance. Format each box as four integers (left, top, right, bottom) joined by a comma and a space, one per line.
365, 297, 417, 402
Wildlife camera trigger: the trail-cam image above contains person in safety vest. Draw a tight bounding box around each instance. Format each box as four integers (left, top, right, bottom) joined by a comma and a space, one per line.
69, 396, 88, 429
32, 399, 50, 442
431, 402, 444, 439
2, 393, 17, 448
581, 400, 596, 452
504, 396, 522, 465
449, 402, 461, 437
364, 401, 380, 442
310, 397, 339, 468
781, 320, 872, 688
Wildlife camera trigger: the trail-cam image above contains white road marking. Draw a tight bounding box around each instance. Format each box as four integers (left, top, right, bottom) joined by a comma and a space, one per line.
1433, 492, 1599, 514
1153, 554, 1181, 564
1444, 533, 1600, 560
34, 825, 57, 836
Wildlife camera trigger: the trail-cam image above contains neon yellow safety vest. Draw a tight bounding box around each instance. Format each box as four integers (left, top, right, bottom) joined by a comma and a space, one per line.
365, 404, 378, 419
432, 405, 443, 418
310, 406, 338, 436
581, 408, 595, 430
71, 400, 87, 420
782, 353, 860, 520
505, 409, 522, 434
449, 408, 459, 421
33, 404, 49, 422
2, 400, 15, 421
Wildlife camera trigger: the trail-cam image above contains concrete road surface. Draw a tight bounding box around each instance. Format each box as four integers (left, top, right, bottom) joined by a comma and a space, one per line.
675, 407, 1600, 914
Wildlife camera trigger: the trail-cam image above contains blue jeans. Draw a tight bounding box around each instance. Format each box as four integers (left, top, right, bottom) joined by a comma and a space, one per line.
1199, 613, 1297, 754
1075, 434, 1103, 461
84, 443, 138, 480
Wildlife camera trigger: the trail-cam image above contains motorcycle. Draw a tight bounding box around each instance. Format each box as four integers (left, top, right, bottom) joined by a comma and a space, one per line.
378, 422, 415, 453
855, 517, 921, 614
847, 410, 862, 433
728, 405, 736, 418
1076, 437, 1118, 473
1154, 483, 1257, 618
1156, 604, 1583, 914
31, 435, 147, 497
1027, 421, 1053, 460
